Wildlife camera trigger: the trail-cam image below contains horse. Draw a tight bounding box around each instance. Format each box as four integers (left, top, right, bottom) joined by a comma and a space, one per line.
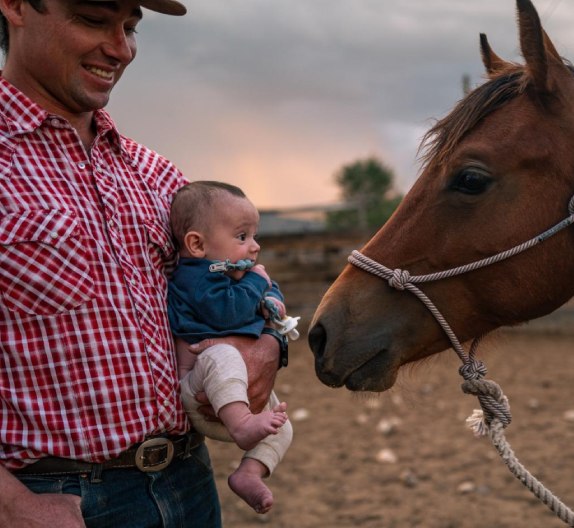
308, 0, 574, 394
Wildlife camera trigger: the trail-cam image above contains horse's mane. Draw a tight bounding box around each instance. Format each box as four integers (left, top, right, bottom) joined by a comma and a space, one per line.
420, 61, 574, 171
419, 67, 527, 169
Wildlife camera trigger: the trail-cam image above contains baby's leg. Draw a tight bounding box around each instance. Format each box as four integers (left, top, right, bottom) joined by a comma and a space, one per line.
218, 401, 288, 451
228, 457, 273, 514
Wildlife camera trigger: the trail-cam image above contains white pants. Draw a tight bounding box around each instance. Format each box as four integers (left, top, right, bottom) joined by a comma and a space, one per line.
179, 343, 292, 474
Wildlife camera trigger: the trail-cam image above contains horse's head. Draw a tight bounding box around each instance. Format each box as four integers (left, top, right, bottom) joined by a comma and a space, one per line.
309, 0, 574, 392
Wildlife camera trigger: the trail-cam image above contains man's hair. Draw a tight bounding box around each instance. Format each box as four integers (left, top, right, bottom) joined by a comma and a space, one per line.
0, 0, 45, 55
170, 180, 246, 249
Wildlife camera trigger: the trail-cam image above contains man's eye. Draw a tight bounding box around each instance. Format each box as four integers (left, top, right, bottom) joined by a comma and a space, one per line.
449, 169, 492, 195
79, 15, 105, 26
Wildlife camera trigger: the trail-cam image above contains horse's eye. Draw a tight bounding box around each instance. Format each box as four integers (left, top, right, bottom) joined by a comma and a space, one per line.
450, 169, 491, 195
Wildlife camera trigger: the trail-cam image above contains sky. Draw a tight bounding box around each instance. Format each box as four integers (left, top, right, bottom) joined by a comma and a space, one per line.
108, 0, 574, 209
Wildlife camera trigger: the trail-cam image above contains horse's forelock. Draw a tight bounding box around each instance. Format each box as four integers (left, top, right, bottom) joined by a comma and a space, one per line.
418, 69, 526, 171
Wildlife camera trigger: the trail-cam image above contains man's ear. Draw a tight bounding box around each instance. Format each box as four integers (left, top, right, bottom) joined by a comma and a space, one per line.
0, 0, 27, 28
183, 231, 206, 258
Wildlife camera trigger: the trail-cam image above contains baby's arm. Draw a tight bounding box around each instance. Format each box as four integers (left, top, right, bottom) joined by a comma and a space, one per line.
261, 297, 286, 320
249, 266, 286, 320
260, 277, 286, 321
249, 264, 271, 286
196, 266, 271, 328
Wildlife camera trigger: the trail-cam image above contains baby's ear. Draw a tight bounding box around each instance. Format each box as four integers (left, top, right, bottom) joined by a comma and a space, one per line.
183, 231, 205, 258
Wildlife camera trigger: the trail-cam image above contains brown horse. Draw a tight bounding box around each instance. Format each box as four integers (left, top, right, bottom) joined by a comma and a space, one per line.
309, 0, 574, 393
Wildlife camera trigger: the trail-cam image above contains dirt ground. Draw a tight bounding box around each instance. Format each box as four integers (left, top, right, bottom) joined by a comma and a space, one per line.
207, 330, 574, 528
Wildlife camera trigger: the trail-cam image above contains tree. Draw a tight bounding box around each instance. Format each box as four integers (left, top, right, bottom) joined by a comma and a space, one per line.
327, 156, 402, 231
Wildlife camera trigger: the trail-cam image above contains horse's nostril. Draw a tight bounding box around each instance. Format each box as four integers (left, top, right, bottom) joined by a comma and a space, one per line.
308, 323, 326, 358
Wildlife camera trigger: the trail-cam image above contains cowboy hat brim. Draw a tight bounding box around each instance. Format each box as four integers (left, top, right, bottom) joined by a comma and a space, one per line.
137, 0, 187, 16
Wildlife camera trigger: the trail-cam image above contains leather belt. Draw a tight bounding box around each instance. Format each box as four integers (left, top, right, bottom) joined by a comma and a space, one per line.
14, 431, 204, 475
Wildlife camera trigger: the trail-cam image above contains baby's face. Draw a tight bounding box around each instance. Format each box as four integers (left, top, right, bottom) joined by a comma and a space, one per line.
203, 195, 261, 279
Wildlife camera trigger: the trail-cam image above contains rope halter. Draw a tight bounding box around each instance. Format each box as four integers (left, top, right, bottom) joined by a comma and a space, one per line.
347, 195, 574, 526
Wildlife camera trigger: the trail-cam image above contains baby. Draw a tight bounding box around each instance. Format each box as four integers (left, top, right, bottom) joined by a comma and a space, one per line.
167, 180, 296, 514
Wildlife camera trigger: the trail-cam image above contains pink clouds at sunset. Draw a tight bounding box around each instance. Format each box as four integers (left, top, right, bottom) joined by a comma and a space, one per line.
109, 0, 574, 208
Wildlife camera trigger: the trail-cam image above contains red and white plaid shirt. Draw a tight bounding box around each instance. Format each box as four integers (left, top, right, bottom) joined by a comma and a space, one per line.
0, 77, 189, 469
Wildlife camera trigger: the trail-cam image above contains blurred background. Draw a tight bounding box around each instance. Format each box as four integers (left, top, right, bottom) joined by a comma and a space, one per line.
110, 0, 574, 209
107, 2, 574, 526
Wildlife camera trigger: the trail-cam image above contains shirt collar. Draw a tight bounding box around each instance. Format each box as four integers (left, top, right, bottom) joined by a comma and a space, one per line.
0, 75, 127, 157
0, 75, 47, 134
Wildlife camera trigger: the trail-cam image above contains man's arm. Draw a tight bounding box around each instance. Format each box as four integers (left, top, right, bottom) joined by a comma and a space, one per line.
189, 333, 280, 413
0, 465, 85, 528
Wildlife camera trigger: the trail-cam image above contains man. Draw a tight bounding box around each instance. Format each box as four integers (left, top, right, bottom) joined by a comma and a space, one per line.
0, 0, 280, 526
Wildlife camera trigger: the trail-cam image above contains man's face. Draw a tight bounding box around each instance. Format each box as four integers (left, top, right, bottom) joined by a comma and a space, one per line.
6, 0, 141, 117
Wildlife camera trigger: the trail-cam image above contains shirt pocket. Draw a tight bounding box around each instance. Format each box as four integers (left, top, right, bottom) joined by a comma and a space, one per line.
143, 217, 177, 274
0, 209, 95, 316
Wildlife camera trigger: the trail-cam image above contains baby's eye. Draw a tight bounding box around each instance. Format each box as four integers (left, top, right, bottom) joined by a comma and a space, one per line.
237, 233, 247, 242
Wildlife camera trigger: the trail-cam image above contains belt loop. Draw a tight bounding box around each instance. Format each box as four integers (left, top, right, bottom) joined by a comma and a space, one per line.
183, 432, 192, 459
90, 463, 103, 483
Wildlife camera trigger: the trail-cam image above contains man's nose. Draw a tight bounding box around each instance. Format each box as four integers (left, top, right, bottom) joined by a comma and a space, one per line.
102, 28, 136, 64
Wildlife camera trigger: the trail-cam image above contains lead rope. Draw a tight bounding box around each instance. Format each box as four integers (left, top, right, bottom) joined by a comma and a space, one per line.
348, 197, 574, 526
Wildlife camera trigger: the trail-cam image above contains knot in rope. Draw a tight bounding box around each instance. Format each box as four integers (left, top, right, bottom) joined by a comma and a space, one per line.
461, 377, 512, 428
459, 359, 487, 381
388, 268, 411, 290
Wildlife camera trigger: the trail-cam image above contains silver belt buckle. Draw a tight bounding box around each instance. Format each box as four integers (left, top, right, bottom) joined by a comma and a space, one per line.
135, 437, 174, 472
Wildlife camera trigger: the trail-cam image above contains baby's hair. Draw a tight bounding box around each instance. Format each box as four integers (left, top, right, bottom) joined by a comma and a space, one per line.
170, 180, 246, 248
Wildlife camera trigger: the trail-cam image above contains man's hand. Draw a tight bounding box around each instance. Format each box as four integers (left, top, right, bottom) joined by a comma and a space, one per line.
175, 337, 198, 380
1, 467, 85, 528
189, 334, 279, 414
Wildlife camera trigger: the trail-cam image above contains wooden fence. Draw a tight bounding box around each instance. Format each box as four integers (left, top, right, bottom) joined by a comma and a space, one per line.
259, 231, 574, 336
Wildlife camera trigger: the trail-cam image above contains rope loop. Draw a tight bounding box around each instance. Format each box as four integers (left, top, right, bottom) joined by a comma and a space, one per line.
461, 378, 512, 428
388, 268, 411, 290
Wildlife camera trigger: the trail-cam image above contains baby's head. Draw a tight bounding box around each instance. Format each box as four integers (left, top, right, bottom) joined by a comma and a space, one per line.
170, 181, 261, 273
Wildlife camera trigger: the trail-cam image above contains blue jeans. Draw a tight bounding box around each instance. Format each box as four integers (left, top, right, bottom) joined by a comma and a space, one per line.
16, 443, 222, 528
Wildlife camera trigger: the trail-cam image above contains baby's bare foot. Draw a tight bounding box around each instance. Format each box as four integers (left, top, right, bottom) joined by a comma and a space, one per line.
227, 403, 288, 451
229, 466, 273, 514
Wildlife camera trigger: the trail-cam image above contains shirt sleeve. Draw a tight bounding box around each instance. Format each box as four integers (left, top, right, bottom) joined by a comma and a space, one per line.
192, 271, 271, 331
265, 280, 285, 303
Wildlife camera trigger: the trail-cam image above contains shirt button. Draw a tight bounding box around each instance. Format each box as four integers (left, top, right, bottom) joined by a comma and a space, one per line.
50, 118, 60, 127
78, 162, 86, 169
50, 232, 58, 239
163, 400, 170, 407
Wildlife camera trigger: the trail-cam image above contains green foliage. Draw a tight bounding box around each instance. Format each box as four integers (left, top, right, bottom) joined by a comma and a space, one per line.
327, 157, 402, 231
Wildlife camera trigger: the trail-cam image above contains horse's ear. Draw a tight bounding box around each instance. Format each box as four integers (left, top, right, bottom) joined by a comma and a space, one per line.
542, 29, 562, 63
480, 33, 509, 76
517, 0, 548, 93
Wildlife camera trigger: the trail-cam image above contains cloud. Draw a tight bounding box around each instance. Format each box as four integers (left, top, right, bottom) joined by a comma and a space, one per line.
109, 0, 574, 207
